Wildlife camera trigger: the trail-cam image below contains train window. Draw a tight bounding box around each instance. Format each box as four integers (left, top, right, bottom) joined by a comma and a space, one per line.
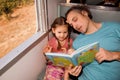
0, 0, 47, 69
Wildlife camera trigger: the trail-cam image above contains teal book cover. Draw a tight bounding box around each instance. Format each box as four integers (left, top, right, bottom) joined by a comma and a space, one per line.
45, 42, 99, 67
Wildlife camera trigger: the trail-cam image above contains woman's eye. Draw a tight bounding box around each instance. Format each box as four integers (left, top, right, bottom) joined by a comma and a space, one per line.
73, 17, 77, 22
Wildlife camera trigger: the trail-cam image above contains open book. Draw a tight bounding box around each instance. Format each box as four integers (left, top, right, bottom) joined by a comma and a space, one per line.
45, 42, 99, 67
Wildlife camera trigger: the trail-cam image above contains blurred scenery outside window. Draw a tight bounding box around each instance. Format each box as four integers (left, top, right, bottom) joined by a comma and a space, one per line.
0, 0, 37, 58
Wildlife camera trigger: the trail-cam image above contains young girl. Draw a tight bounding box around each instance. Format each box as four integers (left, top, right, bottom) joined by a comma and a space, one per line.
43, 16, 74, 80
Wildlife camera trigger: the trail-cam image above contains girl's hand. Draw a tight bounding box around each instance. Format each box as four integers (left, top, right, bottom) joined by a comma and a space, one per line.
68, 48, 75, 54
43, 45, 52, 53
61, 48, 67, 53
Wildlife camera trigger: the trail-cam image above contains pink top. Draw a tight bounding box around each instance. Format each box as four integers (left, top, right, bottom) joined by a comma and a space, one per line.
48, 37, 73, 53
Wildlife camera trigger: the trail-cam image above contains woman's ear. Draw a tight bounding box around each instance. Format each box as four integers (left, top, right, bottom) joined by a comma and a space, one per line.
81, 11, 88, 16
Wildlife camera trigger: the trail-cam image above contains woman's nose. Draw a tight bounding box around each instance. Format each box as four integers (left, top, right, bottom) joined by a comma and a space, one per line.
73, 24, 78, 29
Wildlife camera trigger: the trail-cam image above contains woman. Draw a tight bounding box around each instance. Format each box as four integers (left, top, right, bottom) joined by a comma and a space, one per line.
65, 5, 120, 80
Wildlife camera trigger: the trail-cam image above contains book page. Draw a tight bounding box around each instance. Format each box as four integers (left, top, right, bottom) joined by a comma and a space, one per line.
72, 42, 99, 66
52, 56, 74, 67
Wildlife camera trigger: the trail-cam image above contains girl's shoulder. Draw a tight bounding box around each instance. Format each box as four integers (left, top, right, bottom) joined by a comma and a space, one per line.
64, 38, 73, 44
69, 38, 73, 42
48, 37, 57, 45
49, 37, 56, 41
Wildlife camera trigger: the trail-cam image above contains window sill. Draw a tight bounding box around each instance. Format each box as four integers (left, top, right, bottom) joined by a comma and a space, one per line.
0, 31, 48, 75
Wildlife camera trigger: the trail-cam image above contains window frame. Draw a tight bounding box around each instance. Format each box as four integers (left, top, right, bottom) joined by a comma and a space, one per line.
0, 0, 48, 75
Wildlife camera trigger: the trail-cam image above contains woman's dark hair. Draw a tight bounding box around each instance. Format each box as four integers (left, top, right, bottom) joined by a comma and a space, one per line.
65, 5, 93, 19
70, 0, 86, 4
51, 16, 71, 50
65, 5, 92, 34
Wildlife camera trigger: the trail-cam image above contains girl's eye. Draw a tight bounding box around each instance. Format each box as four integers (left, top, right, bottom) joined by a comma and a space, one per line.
64, 32, 67, 34
58, 32, 61, 33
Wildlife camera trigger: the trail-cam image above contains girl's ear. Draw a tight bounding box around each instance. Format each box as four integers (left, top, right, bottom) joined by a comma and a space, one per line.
52, 28, 55, 33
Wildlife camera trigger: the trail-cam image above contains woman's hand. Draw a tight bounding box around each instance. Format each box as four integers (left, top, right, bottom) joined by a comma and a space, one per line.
95, 48, 120, 63
68, 65, 82, 77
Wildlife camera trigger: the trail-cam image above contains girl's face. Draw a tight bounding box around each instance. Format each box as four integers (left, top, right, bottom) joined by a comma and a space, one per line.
52, 25, 68, 41
66, 11, 89, 34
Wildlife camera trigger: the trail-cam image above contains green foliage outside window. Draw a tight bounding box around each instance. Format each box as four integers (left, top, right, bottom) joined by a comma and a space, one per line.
0, 0, 34, 20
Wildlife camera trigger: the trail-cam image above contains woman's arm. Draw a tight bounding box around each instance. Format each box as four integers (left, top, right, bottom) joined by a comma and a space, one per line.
95, 48, 120, 63
64, 69, 69, 80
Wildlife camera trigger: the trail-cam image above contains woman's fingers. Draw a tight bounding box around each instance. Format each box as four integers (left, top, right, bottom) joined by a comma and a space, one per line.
69, 65, 82, 76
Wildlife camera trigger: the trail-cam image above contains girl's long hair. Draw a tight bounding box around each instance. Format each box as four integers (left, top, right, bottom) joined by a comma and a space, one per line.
51, 16, 72, 50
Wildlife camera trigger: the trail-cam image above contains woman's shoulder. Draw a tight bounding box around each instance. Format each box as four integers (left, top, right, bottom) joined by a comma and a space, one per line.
102, 22, 120, 29
103, 22, 120, 26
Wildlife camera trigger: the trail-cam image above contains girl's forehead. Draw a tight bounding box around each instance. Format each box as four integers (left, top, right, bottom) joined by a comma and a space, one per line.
56, 24, 68, 27
54, 25, 67, 29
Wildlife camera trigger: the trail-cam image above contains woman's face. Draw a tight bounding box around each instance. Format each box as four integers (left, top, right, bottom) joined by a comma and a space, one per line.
66, 11, 89, 34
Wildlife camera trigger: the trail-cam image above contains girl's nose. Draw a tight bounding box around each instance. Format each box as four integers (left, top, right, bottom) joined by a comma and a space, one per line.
61, 33, 64, 36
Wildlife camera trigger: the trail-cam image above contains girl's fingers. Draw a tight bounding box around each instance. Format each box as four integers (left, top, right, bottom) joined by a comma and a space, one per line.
43, 45, 52, 53
48, 47, 52, 52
